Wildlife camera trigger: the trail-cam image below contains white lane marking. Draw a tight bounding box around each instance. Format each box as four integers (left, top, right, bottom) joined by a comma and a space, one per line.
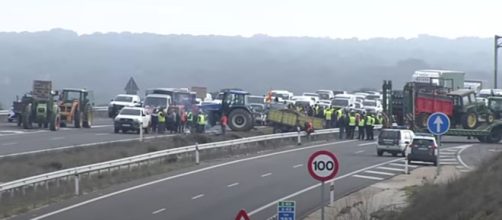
227, 182, 239, 188
358, 142, 376, 146
441, 149, 458, 152
364, 170, 394, 176
376, 166, 404, 172
388, 163, 418, 168
261, 173, 272, 177
91, 125, 113, 128
440, 151, 456, 154
1, 142, 17, 146
0, 130, 46, 137
30, 140, 357, 220
440, 155, 455, 158
50, 137, 65, 140
292, 164, 303, 168
191, 194, 204, 200
95, 133, 109, 136
457, 145, 473, 170
441, 161, 459, 165
354, 150, 365, 154
440, 158, 458, 162
353, 174, 384, 181
488, 149, 502, 152
248, 158, 404, 216
152, 208, 166, 215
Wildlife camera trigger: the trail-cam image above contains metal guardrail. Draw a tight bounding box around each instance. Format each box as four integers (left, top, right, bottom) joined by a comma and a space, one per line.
0, 125, 381, 195
0, 106, 108, 116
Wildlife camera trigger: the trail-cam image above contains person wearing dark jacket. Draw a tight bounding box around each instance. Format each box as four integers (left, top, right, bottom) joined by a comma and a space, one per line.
338, 114, 347, 139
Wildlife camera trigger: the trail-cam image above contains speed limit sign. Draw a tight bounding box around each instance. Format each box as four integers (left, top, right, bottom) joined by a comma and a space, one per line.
308, 150, 339, 182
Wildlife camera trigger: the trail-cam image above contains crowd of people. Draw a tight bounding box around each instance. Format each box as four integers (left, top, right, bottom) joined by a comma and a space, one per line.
288, 103, 382, 140
148, 107, 209, 134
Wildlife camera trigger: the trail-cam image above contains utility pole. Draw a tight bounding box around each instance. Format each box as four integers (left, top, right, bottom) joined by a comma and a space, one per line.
495, 35, 502, 89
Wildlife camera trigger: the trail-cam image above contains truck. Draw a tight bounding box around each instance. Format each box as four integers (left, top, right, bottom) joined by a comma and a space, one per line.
382, 80, 502, 143
143, 88, 196, 116
267, 109, 325, 133
13, 80, 60, 131
59, 88, 94, 128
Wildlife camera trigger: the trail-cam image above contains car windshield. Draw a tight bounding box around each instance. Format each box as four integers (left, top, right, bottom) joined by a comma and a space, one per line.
363, 101, 376, 107
248, 96, 264, 104
412, 139, 434, 146
490, 99, 502, 110
120, 109, 141, 116
332, 99, 349, 106
379, 130, 400, 139
318, 93, 330, 100
115, 96, 133, 102
144, 97, 167, 107
366, 95, 380, 100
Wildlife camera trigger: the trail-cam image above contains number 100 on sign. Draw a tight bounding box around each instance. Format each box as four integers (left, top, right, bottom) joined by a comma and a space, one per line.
308, 150, 339, 182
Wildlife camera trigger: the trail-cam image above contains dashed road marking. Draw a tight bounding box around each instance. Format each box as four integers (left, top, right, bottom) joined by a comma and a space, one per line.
376, 166, 403, 172
261, 173, 272, 178
353, 174, 384, 181
152, 208, 166, 215
354, 150, 365, 154
95, 133, 109, 136
191, 194, 204, 200
292, 164, 303, 168
227, 182, 239, 188
388, 163, 418, 168
1, 142, 17, 146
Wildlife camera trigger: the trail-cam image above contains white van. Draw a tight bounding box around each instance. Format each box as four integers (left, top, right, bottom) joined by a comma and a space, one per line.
376, 129, 415, 157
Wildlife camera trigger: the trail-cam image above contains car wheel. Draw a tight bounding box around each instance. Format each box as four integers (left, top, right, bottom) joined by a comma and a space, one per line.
122, 129, 128, 134
377, 150, 383, 156
391, 152, 398, 157
433, 160, 438, 166
401, 151, 406, 157
114, 127, 119, 133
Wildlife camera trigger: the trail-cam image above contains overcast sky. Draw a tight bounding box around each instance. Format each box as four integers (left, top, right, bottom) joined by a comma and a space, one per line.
1, 0, 501, 38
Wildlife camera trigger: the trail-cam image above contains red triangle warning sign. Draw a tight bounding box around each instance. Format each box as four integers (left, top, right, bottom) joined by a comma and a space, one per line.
235, 209, 250, 220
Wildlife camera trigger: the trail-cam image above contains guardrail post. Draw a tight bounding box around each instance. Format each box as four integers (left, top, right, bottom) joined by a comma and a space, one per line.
74, 174, 80, 195
139, 120, 144, 142
195, 142, 200, 165
297, 127, 302, 145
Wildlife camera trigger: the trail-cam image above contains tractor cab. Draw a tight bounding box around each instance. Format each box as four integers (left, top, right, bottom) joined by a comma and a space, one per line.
488, 96, 502, 119
59, 88, 94, 128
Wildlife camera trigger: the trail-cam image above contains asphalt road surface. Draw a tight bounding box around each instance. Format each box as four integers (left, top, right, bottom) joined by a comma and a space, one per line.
15, 136, 482, 220
0, 119, 143, 156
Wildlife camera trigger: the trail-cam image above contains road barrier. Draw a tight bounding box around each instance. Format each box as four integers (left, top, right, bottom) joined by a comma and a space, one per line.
0, 106, 109, 122
0, 125, 382, 197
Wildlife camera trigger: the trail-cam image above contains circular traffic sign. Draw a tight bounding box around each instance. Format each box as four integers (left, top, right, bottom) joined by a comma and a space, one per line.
427, 112, 451, 135
308, 150, 339, 182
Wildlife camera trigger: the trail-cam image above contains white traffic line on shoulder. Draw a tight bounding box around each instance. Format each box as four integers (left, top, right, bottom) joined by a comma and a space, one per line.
152, 208, 166, 215
191, 194, 204, 200
261, 173, 272, 178
227, 182, 239, 188
1, 142, 17, 146
376, 166, 404, 172
364, 170, 394, 176
440, 161, 459, 165
353, 174, 384, 181
31, 139, 357, 220
95, 133, 109, 136
388, 163, 418, 168
440, 158, 458, 162
358, 142, 377, 146
354, 150, 365, 154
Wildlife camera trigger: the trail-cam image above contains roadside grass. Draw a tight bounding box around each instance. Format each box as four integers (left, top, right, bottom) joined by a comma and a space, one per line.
382, 151, 502, 220
0, 128, 272, 182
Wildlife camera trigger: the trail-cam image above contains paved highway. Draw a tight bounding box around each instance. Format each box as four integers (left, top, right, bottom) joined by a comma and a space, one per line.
16, 137, 477, 220
0, 119, 144, 156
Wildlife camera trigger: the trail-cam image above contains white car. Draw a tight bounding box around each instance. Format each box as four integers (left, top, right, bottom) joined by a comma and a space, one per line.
108, 94, 142, 118
114, 107, 151, 134
363, 99, 383, 114
377, 129, 415, 157
302, 92, 320, 103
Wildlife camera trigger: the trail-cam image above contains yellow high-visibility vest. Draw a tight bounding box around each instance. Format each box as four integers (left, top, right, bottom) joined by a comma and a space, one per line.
349, 116, 356, 126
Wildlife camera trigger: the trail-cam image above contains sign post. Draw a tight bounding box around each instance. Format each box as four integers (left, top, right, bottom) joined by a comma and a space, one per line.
308, 150, 339, 220
277, 201, 296, 220
427, 112, 450, 175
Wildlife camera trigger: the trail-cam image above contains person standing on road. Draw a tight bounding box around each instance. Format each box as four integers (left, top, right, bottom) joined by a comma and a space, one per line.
330, 107, 337, 128
338, 113, 347, 139
157, 109, 166, 134
220, 114, 228, 135
324, 107, 333, 128
368, 114, 375, 140
151, 108, 158, 133
180, 110, 187, 134
197, 110, 207, 133
358, 113, 366, 140
365, 114, 374, 140
348, 112, 356, 139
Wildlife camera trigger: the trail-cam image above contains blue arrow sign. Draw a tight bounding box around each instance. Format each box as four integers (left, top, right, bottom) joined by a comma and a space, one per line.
427, 112, 450, 135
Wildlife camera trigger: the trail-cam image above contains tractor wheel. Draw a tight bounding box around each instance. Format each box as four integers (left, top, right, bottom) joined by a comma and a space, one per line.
477, 136, 488, 143
486, 113, 495, 124
415, 113, 429, 129
50, 114, 60, 131
461, 111, 479, 129
74, 110, 83, 128
228, 109, 253, 131
486, 128, 502, 143
83, 105, 93, 128
22, 104, 33, 129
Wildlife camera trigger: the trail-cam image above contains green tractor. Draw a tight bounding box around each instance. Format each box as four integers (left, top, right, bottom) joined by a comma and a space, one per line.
59, 88, 94, 128
447, 89, 494, 129
488, 96, 502, 119
13, 80, 60, 131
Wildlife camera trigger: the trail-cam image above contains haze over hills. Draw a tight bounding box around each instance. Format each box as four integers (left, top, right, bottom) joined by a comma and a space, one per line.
0, 29, 495, 107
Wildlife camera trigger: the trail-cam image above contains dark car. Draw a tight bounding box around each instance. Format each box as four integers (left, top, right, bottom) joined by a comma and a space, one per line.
407, 136, 438, 166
